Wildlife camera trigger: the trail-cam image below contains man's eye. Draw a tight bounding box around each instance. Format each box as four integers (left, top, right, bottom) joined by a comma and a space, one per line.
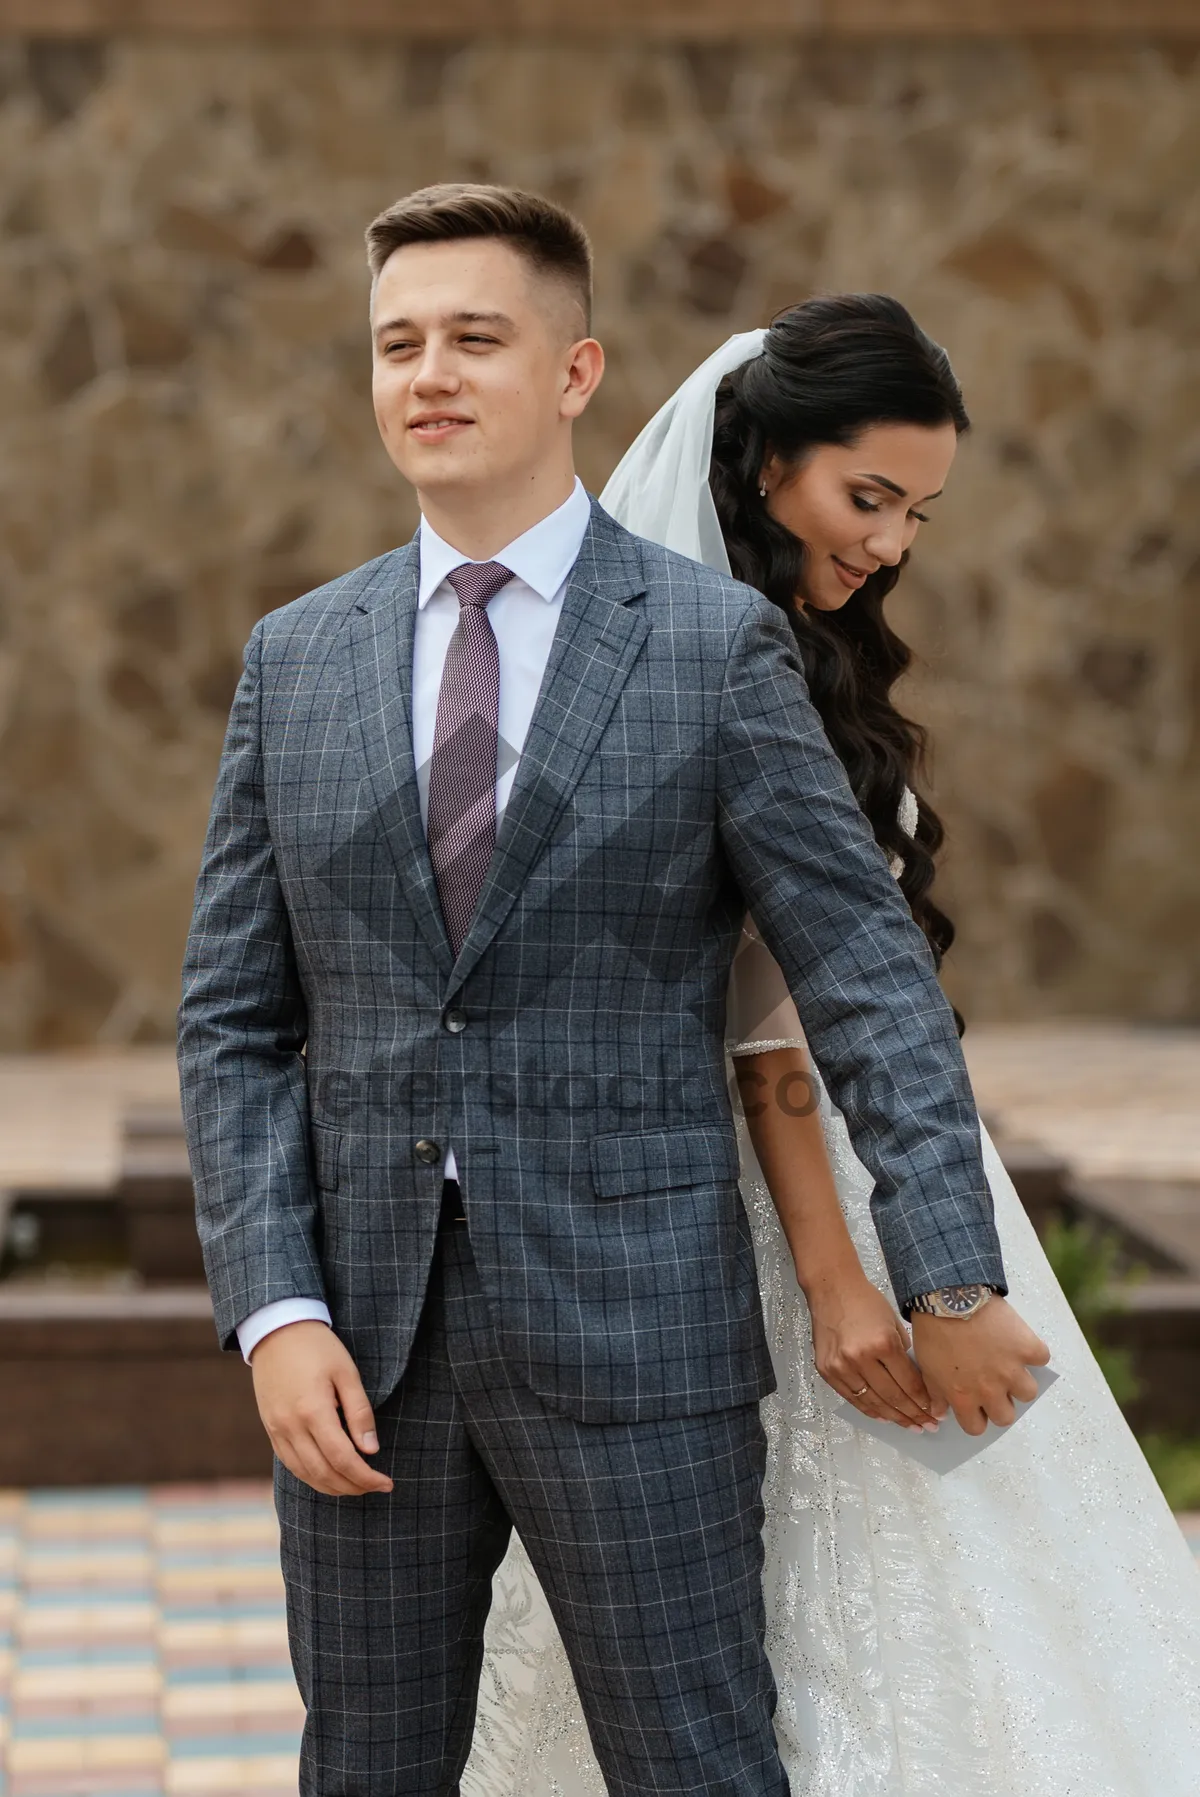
385, 341, 417, 354
461, 335, 497, 346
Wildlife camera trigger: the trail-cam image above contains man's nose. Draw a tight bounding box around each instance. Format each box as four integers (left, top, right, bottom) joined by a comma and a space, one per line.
410, 348, 460, 394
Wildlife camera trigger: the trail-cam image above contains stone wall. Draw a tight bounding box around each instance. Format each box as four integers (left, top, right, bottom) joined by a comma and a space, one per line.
0, 32, 1196, 1045
8, 2, 1199, 34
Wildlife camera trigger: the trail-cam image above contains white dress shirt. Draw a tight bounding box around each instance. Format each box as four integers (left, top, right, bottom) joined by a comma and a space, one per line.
236, 478, 593, 1361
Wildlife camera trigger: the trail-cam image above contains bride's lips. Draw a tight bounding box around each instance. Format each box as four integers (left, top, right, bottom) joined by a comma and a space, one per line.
832, 555, 872, 591
408, 414, 474, 441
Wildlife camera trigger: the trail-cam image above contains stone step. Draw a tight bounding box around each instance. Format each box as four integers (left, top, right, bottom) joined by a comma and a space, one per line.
116, 1102, 204, 1285
1101, 1281, 1200, 1437
1073, 1177, 1200, 1280
0, 1286, 268, 1487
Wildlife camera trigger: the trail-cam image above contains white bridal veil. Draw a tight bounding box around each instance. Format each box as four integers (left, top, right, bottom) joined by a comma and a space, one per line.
598, 327, 767, 569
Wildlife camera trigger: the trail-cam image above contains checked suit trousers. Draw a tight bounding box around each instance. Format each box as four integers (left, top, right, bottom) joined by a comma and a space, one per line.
276, 1191, 790, 1797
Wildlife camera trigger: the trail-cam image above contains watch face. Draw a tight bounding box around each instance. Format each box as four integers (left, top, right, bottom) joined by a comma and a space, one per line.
939, 1284, 985, 1315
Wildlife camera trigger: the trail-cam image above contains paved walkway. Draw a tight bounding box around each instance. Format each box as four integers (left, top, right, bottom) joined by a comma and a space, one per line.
962, 1022, 1200, 1184
0, 1485, 299, 1797
1, 1483, 1198, 1796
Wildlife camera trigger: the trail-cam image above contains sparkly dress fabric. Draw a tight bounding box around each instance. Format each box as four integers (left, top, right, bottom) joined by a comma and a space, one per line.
462, 910, 1200, 1794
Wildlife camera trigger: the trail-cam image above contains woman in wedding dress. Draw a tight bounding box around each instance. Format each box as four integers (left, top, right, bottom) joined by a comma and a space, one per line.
461, 298, 1200, 1795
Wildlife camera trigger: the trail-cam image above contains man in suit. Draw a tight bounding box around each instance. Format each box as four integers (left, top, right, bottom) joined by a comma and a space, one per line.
179, 184, 1046, 1795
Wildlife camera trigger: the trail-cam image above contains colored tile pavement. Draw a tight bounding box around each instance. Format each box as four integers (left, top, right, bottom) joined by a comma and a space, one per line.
1, 1484, 1198, 1795
0, 1484, 300, 1797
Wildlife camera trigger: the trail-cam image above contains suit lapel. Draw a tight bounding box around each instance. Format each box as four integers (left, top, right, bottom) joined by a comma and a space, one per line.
344, 507, 651, 992
345, 540, 455, 977
447, 505, 650, 991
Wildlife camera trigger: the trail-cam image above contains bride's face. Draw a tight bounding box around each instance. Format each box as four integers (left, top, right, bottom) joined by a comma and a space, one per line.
761, 421, 959, 613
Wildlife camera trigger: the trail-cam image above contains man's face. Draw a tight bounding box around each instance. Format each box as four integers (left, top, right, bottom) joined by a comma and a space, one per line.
370, 238, 595, 501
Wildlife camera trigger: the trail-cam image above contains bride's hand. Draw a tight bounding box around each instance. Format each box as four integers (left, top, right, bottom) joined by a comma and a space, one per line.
806, 1274, 939, 1432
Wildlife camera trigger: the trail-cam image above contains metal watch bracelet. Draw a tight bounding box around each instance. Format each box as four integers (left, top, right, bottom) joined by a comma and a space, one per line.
908, 1283, 1000, 1320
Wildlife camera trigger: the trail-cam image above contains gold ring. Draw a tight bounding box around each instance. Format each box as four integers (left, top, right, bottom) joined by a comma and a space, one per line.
852, 1385, 869, 1397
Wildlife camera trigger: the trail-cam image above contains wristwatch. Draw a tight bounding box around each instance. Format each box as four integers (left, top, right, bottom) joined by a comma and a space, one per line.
908, 1283, 999, 1320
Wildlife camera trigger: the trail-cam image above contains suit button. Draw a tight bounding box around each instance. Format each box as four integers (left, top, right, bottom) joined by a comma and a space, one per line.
414, 1138, 441, 1164
443, 1007, 468, 1033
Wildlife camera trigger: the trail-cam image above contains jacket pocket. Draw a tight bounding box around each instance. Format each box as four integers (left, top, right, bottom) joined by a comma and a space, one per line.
589, 1123, 739, 1199
310, 1121, 342, 1193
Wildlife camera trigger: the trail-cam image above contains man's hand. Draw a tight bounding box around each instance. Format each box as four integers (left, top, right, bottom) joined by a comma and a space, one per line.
911, 1298, 1050, 1436
250, 1321, 394, 1496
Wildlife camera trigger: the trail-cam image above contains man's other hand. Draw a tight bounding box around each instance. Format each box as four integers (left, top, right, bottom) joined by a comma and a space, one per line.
911, 1297, 1051, 1437
250, 1321, 394, 1496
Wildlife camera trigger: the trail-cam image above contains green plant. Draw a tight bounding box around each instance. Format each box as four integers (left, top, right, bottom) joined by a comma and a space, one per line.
1041, 1216, 1200, 1512
1040, 1215, 1141, 1408
1137, 1436, 1200, 1514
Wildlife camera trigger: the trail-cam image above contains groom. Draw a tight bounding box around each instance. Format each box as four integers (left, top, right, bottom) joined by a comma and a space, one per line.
179, 184, 1043, 1795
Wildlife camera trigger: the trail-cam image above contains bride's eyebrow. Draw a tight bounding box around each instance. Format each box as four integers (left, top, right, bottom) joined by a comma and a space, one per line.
856, 472, 944, 504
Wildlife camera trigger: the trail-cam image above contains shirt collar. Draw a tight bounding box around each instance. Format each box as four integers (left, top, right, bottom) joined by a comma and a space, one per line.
417, 477, 591, 610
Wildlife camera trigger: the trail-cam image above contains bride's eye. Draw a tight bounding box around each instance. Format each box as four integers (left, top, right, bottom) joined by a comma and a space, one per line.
851, 494, 880, 513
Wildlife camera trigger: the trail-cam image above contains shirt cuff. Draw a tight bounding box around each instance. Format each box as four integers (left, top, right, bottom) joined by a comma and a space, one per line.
236, 1297, 333, 1364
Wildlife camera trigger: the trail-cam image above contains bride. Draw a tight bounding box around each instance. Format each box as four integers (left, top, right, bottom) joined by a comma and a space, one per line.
461, 297, 1200, 1794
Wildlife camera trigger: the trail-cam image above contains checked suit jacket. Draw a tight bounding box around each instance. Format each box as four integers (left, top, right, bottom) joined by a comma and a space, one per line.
178, 500, 1005, 1423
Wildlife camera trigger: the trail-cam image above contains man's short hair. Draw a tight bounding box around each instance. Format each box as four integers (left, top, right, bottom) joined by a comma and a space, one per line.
366, 183, 593, 331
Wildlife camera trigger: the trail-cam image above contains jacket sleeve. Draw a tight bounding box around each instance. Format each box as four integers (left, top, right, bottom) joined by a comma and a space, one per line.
177, 621, 325, 1350
715, 594, 1006, 1311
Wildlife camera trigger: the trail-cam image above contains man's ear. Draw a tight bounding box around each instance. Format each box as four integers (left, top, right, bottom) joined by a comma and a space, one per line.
561, 338, 605, 420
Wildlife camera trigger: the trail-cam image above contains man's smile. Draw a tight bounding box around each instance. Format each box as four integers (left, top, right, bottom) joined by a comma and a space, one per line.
408, 413, 475, 439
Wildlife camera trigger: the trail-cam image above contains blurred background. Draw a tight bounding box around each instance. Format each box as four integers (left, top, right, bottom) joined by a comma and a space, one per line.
0, 4, 1197, 1793
1, 19, 1199, 1039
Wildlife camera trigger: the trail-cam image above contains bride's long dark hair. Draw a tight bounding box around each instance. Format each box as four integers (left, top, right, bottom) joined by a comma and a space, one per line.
709, 293, 969, 987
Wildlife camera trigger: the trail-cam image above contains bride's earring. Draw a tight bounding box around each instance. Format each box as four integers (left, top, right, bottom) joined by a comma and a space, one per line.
758, 484, 768, 499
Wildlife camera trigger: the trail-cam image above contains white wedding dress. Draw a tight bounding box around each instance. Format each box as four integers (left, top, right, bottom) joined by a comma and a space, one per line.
460, 330, 1200, 1792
